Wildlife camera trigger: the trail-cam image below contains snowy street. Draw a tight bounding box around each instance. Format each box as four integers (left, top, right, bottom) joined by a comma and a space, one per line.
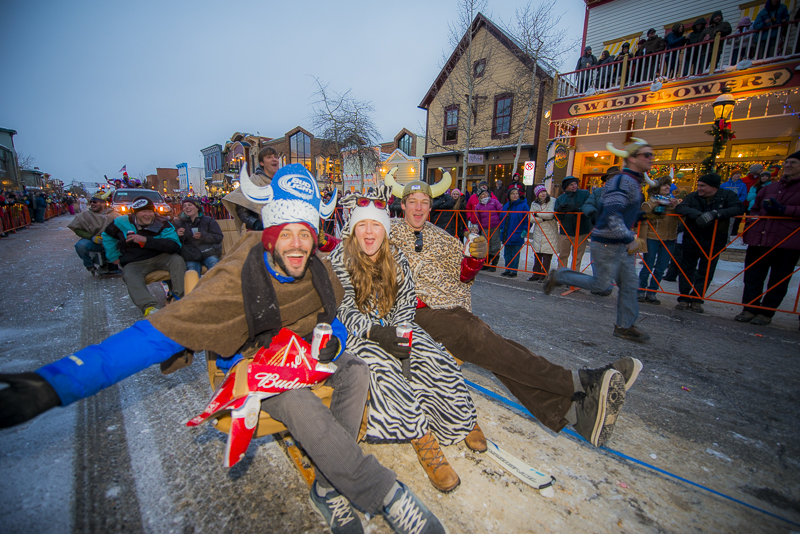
1, 216, 799, 533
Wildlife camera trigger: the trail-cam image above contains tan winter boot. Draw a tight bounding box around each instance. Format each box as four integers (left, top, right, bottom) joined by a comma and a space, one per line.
410, 432, 460, 493
464, 423, 487, 452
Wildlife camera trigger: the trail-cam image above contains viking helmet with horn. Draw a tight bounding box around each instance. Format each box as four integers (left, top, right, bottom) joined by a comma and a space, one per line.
606, 137, 657, 186
384, 166, 452, 200
238, 163, 337, 233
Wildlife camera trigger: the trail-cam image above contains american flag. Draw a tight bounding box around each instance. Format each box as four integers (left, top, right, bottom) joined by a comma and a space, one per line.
118, 164, 127, 173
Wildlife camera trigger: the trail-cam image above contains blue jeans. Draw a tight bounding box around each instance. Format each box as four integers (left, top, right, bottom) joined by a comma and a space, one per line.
503, 244, 522, 272
555, 241, 639, 329
185, 255, 220, 275
638, 239, 676, 295
75, 239, 105, 269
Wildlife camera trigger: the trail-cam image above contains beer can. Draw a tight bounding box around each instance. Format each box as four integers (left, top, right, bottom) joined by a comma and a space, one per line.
463, 226, 479, 257
311, 323, 333, 360
396, 322, 413, 348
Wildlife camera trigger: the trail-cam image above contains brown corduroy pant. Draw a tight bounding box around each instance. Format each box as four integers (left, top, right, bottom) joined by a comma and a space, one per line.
415, 306, 574, 432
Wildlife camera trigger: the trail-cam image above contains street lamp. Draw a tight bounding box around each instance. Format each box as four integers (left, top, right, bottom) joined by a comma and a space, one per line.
712, 86, 735, 123
701, 84, 736, 174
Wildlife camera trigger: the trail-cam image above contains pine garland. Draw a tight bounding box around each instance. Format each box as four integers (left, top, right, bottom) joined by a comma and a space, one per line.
700, 122, 736, 175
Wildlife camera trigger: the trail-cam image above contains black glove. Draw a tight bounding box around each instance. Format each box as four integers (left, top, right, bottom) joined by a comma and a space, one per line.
763, 198, 786, 216
586, 210, 597, 225
316, 336, 340, 364
696, 210, 718, 227
0, 373, 61, 429
369, 325, 410, 360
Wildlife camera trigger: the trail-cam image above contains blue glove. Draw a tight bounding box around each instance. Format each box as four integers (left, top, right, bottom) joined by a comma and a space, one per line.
763, 198, 786, 216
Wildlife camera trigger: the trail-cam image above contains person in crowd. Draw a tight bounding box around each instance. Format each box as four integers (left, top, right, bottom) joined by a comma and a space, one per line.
175, 197, 223, 276
576, 45, 597, 93
474, 189, 504, 271
493, 179, 507, 205
684, 17, 708, 76
465, 180, 493, 225
615, 41, 633, 85
665, 23, 688, 76
731, 17, 754, 64
637, 176, 680, 304
674, 173, 745, 313
0, 164, 447, 534
384, 172, 641, 448
78, 194, 88, 213
527, 184, 557, 281
65, 195, 75, 215
753, 0, 790, 58
430, 189, 455, 232
444, 188, 466, 239
747, 170, 773, 210
643, 28, 666, 54
222, 146, 280, 233
742, 163, 764, 190
554, 176, 592, 270
721, 169, 748, 236
500, 188, 529, 278
507, 173, 525, 197
67, 194, 119, 275
545, 138, 658, 343
329, 187, 482, 493
701, 11, 733, 70
736, 151, 800, 326
596, 49, 615, 88
102, 196, 185, 317
35, 193, 47, 223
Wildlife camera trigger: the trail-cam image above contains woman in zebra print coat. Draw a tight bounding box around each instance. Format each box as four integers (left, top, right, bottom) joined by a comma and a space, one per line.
329, 188, 479, 493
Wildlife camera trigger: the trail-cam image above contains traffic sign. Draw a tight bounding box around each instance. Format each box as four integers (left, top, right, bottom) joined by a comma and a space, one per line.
523, 161, 535, 186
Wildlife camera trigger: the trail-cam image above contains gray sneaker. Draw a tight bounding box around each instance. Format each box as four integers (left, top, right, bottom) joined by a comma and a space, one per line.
580, 357, 643, 391
573, 370, 626, 447
382, 481, 448, 534
309, 481, 364, 534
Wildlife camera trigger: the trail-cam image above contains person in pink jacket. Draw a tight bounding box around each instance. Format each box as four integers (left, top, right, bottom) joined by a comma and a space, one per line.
465, 181, 496, 225
474, 189, 504, 271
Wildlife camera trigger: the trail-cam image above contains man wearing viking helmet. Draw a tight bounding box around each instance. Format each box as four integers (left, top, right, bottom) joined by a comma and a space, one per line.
545, 137, 659, 346
384, 169, 641, 449
0, 164, 449, 534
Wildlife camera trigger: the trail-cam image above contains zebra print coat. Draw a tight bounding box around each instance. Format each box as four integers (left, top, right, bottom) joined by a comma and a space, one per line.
329, 245, 477, 445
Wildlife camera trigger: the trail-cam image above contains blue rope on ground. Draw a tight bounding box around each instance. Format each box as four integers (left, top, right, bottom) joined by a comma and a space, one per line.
464, 379, 800, 528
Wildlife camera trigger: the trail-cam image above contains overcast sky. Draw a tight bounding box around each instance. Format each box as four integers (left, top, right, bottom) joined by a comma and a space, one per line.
1, 0, 584, 189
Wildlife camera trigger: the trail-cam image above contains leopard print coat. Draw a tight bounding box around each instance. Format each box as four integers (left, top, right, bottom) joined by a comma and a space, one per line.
389, 219, 473, 312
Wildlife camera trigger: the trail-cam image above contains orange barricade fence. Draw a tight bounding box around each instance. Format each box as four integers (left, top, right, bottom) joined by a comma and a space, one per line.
0, 203, 32, 236
169, 202, 233, 220
44, 202, 68, 220
427, 209, 798, 317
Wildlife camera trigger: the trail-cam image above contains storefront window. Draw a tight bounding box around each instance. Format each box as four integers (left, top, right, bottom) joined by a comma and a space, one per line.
467, 165, 485, 176
652, 148, 673, 161
675, 146, 712, 161
488, 164, 512, 187
730, 142, 789, 159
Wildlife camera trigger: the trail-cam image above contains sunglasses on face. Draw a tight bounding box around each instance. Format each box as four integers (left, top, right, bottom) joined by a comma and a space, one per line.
414, 231, 423, 253
639, 152, 655, 159
355, 197, 387, 209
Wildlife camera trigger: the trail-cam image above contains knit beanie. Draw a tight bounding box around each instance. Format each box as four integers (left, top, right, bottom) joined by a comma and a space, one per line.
345, 201, 391, 238
697, 173, 721, 188
534, 185, 547, 196
131, 197, 155, 213
786, 151, 800, 162
260, 222, 317, 253
748, 163, 764, 175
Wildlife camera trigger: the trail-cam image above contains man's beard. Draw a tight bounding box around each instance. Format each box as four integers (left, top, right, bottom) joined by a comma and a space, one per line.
274, 248, 311, 279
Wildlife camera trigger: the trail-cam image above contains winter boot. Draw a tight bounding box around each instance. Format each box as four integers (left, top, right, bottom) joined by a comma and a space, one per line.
410, 432, 460, 493
464, 423, 487, 452
735, 311, 756, 322
580, 357, 643, 391
573, 369, 626, 447
750, 314, 772, 325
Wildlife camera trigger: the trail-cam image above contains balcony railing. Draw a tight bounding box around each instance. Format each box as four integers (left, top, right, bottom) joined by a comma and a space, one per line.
557, 21, 800, 100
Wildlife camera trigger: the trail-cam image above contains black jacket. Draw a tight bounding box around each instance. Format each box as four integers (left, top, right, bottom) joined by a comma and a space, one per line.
675, 188, 744, 249
175, 213, 223, 261
431, 194, 456, 231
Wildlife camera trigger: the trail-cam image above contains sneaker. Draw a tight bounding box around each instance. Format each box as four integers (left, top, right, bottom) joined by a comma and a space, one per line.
500, 271, 510, 277
580, 357, 643, 391
637, 294, 646, 302
573, 370, 626, 447
309, 481, 363, 534
690, 302, 704, 314
674, 301, 690, 311
591, 289, 612, 296
382, 481, 448, 534
543, 270, 561, 295
143, 306, 158, 317
750, 314, 772, 326
735, 311, 756, 322
506, 272, 517, 278
612, 325, 650, 343
644, 293, 661, 305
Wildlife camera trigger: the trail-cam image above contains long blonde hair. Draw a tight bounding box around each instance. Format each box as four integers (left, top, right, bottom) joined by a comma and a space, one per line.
343, 233, 398, 318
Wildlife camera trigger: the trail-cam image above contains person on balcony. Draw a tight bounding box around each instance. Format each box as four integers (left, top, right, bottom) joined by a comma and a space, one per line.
701, 11, 733, 71
596, 50, 615, 89
575, 45, 597, 93
665, 23, 688, 77
684, 18, 708, 76
754, 0, 790, 58
736, 151, 800, 327
615, 42, 632, 85
731, 17, 754, 65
